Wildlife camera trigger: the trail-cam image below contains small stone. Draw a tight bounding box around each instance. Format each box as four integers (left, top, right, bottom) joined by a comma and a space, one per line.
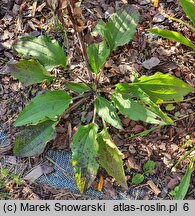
2, 14, 13, 23
132, 124, 144, 133
113, 135, 123, 147
2, 94, 8, 99
142, 57, 160, 69
128, 145, 136, 154
156, 46, 171, 56
139, 0, 150, 5
15, 0, 23, 4
119, 64, 132, 74
127, 156, 140, 171
0, 107, 7, 116
4, 51, 13, 59
170, 144, 179, 152
0, 30, 10, 41
122, 151, 130, 159
104, 59, 114, 68
130, 120, 136, 127
159, 143, 166, 151
121, 117, 130, 127
12, 3, 20, 15
2, 40, 14, 49
163, 153, 172, 166
167, 178, 179, 190
153, 14, 165, 23
29, 31, 41, 37
0, 43, 5, 51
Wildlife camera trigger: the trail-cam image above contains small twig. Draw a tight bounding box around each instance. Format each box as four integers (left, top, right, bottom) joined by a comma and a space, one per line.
45, 156, 74, 178
165, 15, 195, 32
61, 96, 90, 119
71, 71, 89, 85
174, 112, 195, 122
173, 146, 195, 169
161, 96, 195, 104
72, 92, 91, 101
96, 89, 114, 93
96, 69, 104, 87
96, 85, 116, 93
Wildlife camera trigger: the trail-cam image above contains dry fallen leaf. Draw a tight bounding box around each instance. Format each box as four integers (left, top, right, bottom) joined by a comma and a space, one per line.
147, 180, 161, 195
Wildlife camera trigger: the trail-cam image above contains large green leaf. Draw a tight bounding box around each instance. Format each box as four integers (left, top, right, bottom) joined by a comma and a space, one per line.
174, 161, 194, 200
112, 92, 168, 125
71, 123, 99, 193
87, 40, 110, 74
95, 96, 123, 129
65, 82, 90, 93
179, 0, 195, 26
13, 35, 67, 70
115, 84, 173, 124
14, 90, 72, 127
13, 120, 57, 157
97, 129, 127, 188
130, 85, 173, 124
9, 59, 53, 86
148, 29, 195, 50
93, 9, 139, 51
132, 72, 194, 103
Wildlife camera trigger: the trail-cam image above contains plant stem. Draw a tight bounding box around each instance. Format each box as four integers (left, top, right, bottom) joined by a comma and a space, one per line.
77, 31, 93, 81
102, 119, 107, 128
70, 71, 89, 85
174, 112, 195, 122
166, 15, 195, 32
66, 1, 93, 81
161, 96, 195, 104
61, 97, 89, 119
92, 96, 96, 123
96, 69, 104, 87
173, 146, 195, 169
72, 92, 91, 101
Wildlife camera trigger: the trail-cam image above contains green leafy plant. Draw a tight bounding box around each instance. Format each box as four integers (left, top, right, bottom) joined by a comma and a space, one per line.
132, 173, 145, 185
170, 136, 195, 199
170, 159, 195, 200
148, 0, 195, 50
8, 2, 194, 193
143, 160, 156, 176
131, 160, 156, 185
0, 168, 24, 199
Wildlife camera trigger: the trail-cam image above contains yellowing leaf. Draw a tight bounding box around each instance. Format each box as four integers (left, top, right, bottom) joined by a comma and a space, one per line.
72, 123, 99, 193
132, 72, 194, 103
9, 59, 53, 86
14, 120, 58, 157
97, 129, 127, 189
